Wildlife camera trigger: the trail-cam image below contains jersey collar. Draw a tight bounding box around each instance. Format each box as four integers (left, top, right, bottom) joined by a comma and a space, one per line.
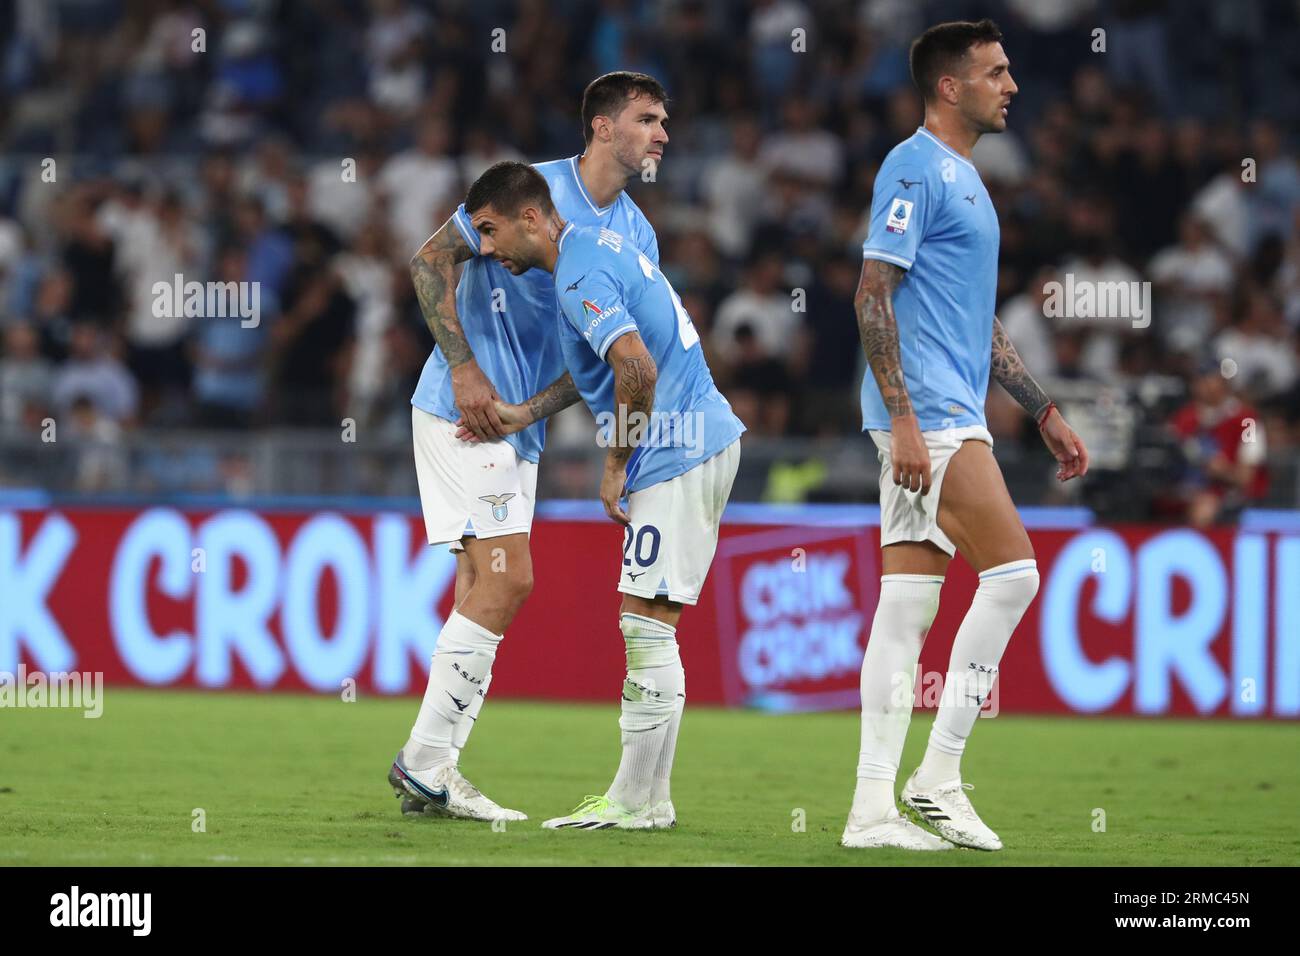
916, 127, 977, 171
556, 221, 577, 255
569, 155, 614, 216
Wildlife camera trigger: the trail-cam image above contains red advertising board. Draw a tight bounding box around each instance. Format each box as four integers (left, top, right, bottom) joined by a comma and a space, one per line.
1, 502, 1297, 718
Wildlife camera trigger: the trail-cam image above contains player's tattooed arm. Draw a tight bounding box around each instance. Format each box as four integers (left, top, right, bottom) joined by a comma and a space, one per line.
411, 216, 506, 439
596, 331, 656, 525
453, 372, 579, 442
855, 258, 911, 419
605, 331, 658, 465
409, 217, 476, 367
524, 371, 581, 424
991, 317, 1052, 422
994, 316, 1089, 480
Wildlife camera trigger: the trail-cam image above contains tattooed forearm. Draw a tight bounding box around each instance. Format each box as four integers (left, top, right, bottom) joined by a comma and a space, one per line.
617, 355, 656, 408
410, 217, 476, 368
607, 338, 658, 464
991, 317, 1053, 420
525, 371, 581, 423
855, 259, 912, 419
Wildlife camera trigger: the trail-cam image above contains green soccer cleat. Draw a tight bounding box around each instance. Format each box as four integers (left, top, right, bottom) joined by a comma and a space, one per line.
541, 794, 653, 830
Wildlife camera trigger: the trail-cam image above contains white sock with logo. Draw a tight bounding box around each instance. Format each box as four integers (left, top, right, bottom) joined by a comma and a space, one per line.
913, 559, 1039, 790
449, 672, 492, 766
608, 613, 682, 811
404, 611, 501, 771
851, 574, 944, 822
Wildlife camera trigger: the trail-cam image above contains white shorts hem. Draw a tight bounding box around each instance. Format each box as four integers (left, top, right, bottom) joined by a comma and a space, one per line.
616, 583, 701, 606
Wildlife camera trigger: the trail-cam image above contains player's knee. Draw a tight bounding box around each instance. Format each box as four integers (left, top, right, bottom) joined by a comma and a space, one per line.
976, 558, 1039, 613
502, 566, 535, 607
876, 577, 942, 637
475, 561, 533, 611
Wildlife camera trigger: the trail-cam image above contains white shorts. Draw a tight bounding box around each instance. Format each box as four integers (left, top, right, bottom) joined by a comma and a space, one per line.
868, 425, 993, 556
412, 406, 538, 551
618, 439, 741, 605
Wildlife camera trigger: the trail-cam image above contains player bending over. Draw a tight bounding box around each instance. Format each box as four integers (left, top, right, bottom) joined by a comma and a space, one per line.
459, 161, 744, 830
843, 19, 1089, 851
389, 73, 669, 823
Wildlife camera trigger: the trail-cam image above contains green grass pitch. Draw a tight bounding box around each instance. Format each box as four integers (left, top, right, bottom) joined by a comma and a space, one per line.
2, 689, 1296, 866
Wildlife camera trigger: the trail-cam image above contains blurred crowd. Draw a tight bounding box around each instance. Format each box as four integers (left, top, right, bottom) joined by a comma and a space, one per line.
1, 0, 1299, 518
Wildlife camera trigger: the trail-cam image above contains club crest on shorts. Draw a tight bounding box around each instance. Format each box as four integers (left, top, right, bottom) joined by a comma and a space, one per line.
479, 493, 516, 521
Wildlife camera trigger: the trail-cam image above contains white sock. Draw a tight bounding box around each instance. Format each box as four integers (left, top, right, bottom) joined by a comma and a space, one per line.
608, 613, 681, 810
650, 690, 684, 806
851, 574, 943, 821
404, 611, 501, 771
914, 559, 1039, 789
449, 672, 492, 764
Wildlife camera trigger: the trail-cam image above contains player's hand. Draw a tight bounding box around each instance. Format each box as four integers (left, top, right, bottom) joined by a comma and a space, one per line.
600, 455, 630, 525
891, 414, 932, 494
1040, 407, 1089, 481
455, 401, 532, 442
451, 360, 506, 440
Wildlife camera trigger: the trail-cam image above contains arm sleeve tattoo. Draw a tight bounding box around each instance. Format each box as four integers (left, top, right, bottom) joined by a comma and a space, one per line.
607, 342, 657, 464
525, 371, 581, 424
409, 218, 476, 369
855, 258, 912, 419
991, 317, 1053, 421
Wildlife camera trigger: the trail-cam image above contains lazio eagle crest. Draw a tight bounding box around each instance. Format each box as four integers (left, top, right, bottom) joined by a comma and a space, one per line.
479, 493, 517, 522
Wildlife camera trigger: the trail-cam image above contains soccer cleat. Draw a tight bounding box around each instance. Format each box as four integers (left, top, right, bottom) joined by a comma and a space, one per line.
541, 794, 653, 830
647, 799, 676, 829
841, 806, 954, 850
900, 770, 1003, 850
399, 796, 427, 816
388, 751, 527, 823
622, 799, 676, 829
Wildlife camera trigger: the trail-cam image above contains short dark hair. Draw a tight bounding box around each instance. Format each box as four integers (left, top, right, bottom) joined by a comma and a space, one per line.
910, 19, 1004, 102
464, 161, 555, 218
580, 71, 669, 146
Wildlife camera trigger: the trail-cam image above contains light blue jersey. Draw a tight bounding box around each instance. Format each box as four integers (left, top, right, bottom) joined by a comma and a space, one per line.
411, 156, 661, 463
860, 127, 1000, 432
553, 223, 745, 494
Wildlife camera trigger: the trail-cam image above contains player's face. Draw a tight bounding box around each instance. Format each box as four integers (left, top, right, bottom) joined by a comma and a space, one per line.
471, 204, 547, 274
958, 42, 1017, 133
606, 94, 669, 178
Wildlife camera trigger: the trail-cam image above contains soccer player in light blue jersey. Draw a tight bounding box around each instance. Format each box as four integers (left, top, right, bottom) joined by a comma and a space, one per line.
389, 73, 670, 823
842, 20, 1090, 852
456, 161, 744, 830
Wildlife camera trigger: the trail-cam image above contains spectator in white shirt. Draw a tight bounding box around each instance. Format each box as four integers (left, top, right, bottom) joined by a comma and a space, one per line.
378, 117, 460, 256
1148, 213, 1235, 354
711, 254, 800, 365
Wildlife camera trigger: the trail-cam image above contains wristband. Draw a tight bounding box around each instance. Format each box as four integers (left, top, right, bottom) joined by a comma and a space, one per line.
1035, 402, 1057, 430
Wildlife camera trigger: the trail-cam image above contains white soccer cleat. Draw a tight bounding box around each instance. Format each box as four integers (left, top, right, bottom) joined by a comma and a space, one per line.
900, 770, 1003, 850
542, 794, 653, 830
647, 799, 676, 829
841, 806, 954, 850
388, 752, 527, 823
